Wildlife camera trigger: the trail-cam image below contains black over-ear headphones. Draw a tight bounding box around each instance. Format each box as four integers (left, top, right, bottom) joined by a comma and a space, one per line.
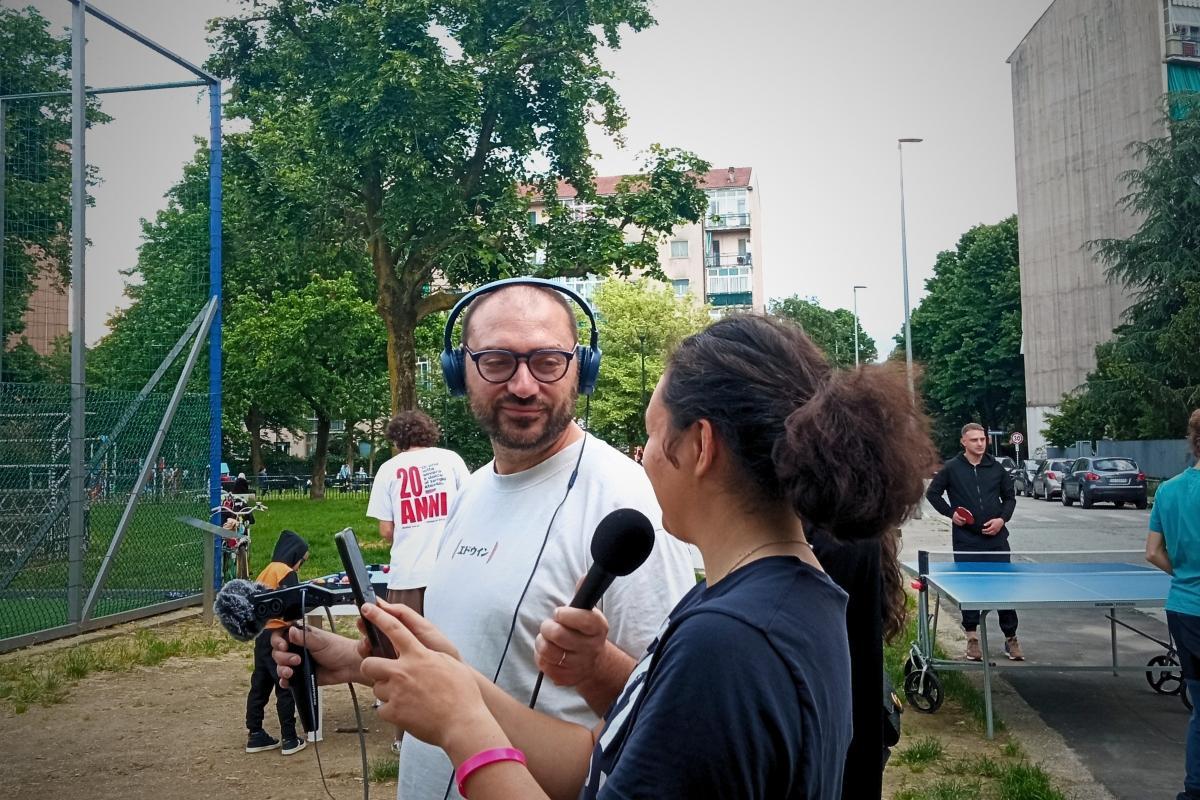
440, 277, 602, 397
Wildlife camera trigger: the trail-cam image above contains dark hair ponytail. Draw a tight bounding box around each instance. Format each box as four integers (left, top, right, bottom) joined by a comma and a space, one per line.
662, 314, 937, 543
775, 362, 937, 541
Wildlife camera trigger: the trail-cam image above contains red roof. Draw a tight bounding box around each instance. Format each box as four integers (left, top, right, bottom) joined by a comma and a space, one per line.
533, 167, 752, 200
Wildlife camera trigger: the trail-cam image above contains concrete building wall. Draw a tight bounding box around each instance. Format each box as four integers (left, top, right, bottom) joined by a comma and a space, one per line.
1010, 0, 1165, 454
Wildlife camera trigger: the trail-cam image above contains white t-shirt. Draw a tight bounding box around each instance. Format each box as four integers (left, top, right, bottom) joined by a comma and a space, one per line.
366, 447, 470, 591
397, 434, 697, 800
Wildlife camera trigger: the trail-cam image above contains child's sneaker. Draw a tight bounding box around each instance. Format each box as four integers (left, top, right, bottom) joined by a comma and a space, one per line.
246, 730, 280, 753
281, 736, 308, 756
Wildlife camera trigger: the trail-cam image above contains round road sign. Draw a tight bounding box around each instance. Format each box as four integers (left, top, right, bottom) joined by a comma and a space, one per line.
1010, 432, 1024, 445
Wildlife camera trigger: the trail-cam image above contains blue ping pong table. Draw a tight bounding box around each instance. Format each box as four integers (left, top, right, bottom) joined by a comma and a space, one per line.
902, 550, 1173, 738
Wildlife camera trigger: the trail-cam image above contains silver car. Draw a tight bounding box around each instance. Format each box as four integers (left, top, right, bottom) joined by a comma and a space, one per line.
1032, 459, 1074, 500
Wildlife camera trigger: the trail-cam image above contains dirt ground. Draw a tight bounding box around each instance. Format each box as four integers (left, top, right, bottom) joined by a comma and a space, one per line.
2, 612, 1087, 800
1, 619, 400, 800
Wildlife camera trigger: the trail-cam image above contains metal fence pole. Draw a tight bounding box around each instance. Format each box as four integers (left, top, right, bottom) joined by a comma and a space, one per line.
207, 81, 223, 590
1, 100, 6, 381
67, 0, 88, 625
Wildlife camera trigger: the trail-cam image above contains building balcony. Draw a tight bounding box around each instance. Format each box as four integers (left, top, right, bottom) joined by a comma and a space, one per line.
706, 291, 754, 308
707, 212, 751, 230
1166, 31, 1200, 62
704, 253, 752, 268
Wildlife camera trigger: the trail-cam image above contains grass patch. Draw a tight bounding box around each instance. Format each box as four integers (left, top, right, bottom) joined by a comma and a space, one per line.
944, 755, 1004, 779
248, 496, 378, 577
0, 620, 239, 713
997, 763, 1066, 800
1001, 739, 1024, 759
368, 754, 399, 783
894, 736, 945, 769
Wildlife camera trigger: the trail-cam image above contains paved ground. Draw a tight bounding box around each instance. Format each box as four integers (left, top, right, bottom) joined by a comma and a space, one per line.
903, 495, 1188, 800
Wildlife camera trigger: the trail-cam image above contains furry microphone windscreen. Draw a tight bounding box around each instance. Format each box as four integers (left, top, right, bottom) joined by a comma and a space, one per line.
214, 579, 269, 641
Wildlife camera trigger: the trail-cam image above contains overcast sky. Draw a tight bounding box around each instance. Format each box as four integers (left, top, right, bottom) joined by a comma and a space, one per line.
28, 0, 1052, 351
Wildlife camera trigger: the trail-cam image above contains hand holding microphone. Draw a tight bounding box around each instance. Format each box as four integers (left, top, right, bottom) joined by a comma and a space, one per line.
530, 508, 656, 706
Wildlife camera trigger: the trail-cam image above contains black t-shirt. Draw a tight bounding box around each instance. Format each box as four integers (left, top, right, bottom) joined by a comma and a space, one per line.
580, 556, 852, 800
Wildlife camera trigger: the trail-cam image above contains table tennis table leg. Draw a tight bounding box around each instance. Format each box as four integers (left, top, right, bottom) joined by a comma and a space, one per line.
1110, 611, 1118, 677
979, 610, 995, 739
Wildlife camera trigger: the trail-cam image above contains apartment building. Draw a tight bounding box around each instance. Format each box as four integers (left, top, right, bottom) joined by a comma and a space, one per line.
1009, 0, 1200, 454
530, 166, 765, 313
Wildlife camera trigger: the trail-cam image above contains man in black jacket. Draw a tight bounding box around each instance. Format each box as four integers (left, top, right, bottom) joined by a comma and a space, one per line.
926, 422, 1023, 662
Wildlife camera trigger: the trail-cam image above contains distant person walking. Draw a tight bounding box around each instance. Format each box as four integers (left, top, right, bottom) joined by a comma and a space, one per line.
1146, 409, 1200, 800
926, 422, 1022, 661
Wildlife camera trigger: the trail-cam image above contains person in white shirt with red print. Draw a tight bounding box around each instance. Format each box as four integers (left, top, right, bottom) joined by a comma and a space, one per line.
367, 409, 469, 617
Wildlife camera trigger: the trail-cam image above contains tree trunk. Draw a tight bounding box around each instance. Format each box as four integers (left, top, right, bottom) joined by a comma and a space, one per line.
310, 414, 331, 500
385, 312, 419, 413
245, 406, 265, 484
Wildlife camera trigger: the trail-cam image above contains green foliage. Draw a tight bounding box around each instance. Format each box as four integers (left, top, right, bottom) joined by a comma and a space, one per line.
224, 274, 386, 495
0, 6, 108, 377
769, 295, 877, 368
895, 216, 1025, 453
585, 279, 711, 450
417, 377, 496, 471
206, 0, 710, 412
1046, 94, 1200, 443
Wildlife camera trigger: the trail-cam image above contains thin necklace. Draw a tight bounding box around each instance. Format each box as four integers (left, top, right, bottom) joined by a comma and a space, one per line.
724, 538, 812, 580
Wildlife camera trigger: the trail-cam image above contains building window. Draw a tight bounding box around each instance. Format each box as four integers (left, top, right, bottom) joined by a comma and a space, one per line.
705, 265, 752, 296
273, 442, 290, 454
550, 274, 602, 304
706, 188, 749, 227
670, 240, 689, 259
672, 279, 690, 297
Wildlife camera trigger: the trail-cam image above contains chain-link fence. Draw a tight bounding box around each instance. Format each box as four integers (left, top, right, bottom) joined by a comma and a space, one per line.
0, 3, 221, 651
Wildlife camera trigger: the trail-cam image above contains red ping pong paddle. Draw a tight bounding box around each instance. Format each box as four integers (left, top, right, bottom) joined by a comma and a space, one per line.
953, 506, 974, 525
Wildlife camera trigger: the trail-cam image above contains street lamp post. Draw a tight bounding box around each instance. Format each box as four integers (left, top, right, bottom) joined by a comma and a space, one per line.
852, 284, 867, 368
898, 137, 923, 397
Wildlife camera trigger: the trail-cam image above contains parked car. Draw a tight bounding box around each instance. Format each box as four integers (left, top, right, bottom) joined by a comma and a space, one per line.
1031, 459, 1074, 500
1013, 459, 1040, 497
1060, 456, 1148, 509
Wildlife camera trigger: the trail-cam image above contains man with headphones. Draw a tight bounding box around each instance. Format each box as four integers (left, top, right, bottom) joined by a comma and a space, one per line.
404, 277, 695, 798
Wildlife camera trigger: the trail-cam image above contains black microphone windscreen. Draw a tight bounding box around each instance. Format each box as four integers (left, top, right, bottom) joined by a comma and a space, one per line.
214, 579, 268, 641
591, 508, 655, 577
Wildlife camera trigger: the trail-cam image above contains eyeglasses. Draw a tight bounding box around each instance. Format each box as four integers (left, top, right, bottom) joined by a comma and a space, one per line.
465, 347, 575, 384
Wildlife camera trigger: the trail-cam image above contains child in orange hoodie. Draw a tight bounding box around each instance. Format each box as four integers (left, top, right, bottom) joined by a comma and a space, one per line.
244, 529, 309, 755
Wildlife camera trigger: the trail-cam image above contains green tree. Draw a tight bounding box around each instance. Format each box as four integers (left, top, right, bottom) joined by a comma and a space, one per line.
769, 295, 877, 368
206, 0, 710, 414
585, 279, 710, 450
895, 216, 1025, 452
1, 6, 108, 379
1047, 94, 1200, 443
223, 274, 386, 498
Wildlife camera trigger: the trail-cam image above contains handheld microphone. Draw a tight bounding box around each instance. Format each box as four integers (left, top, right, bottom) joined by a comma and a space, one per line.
570, 508, 657, 610
213, 579, 352, 733
529, 508, 656, 708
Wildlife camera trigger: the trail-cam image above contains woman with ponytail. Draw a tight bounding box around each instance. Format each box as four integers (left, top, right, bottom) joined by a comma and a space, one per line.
278, 314, 936, 800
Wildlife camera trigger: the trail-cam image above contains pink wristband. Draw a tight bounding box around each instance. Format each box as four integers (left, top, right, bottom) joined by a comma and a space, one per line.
455, 747, 527, 798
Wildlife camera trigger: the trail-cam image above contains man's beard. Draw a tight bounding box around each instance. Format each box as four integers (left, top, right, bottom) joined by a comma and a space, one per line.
471, 389, 578, 453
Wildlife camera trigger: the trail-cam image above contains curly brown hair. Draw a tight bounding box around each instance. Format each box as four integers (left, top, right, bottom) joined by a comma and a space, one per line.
385, 410, 441, 452
1189, 408, 1200, 459
661, 314, 939, 542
